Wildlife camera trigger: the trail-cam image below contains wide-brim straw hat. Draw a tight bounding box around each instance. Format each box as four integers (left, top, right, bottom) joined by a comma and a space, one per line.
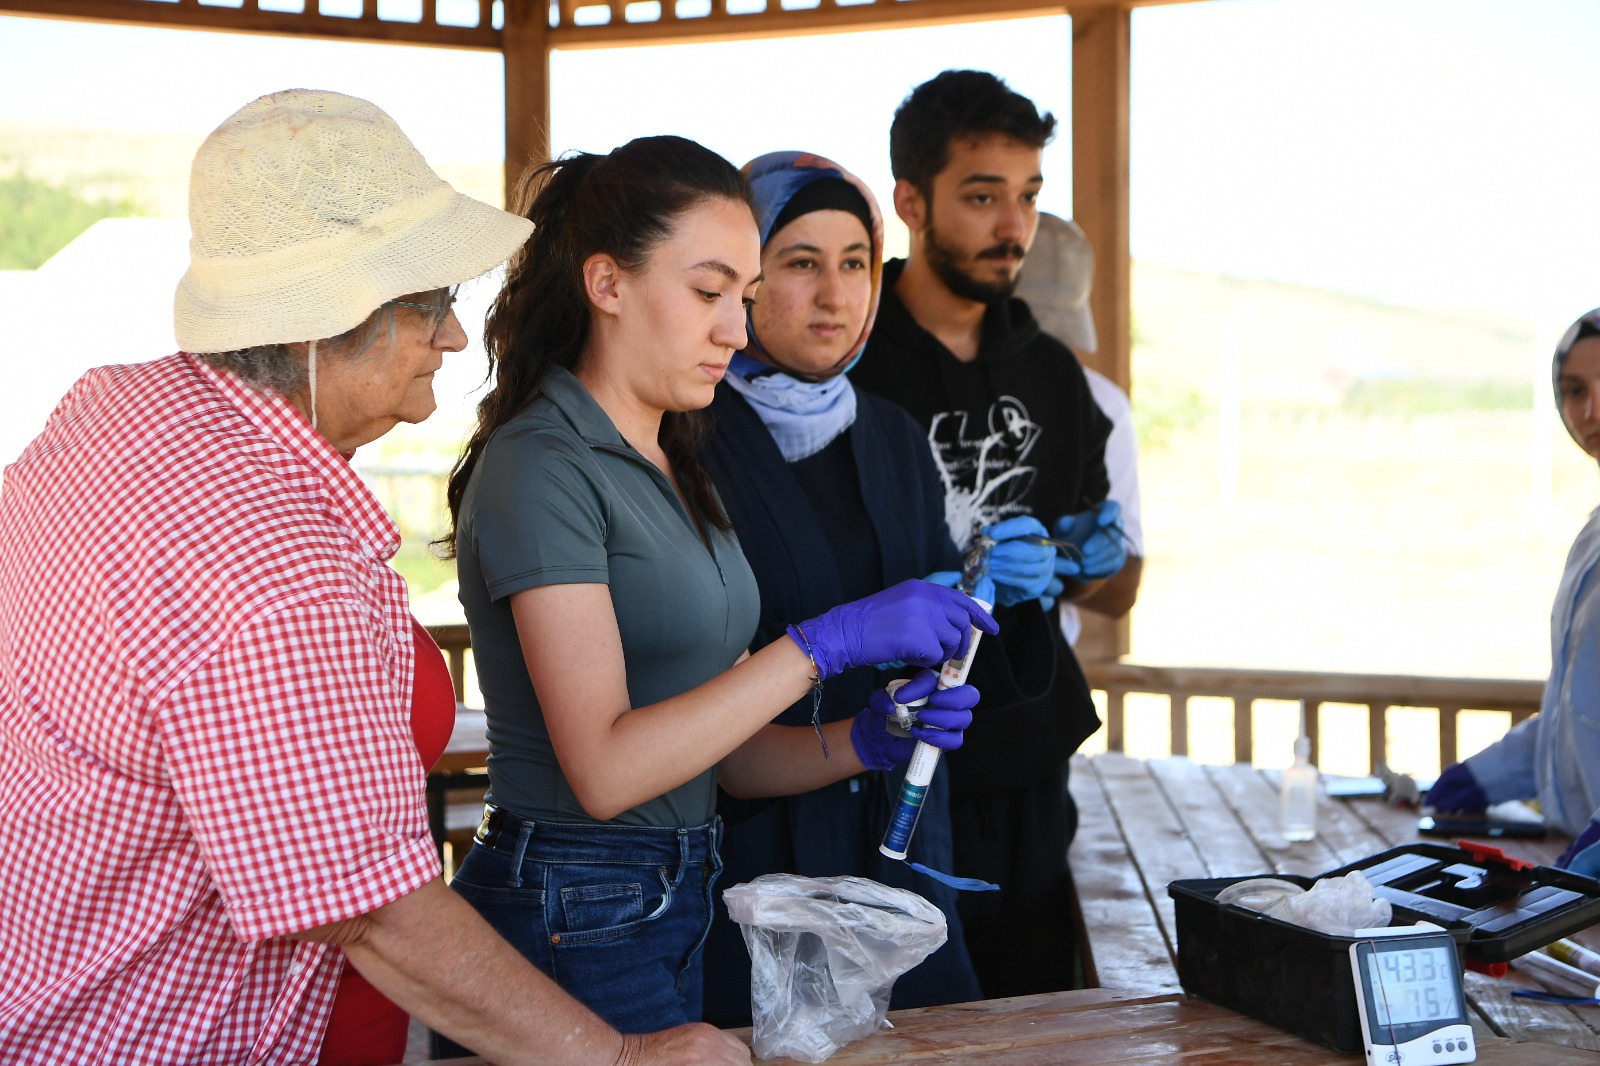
1015, 212, 1098, 355
175, 89, 533, 354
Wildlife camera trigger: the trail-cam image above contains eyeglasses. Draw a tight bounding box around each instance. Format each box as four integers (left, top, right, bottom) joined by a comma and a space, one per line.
388, 286, 459, 342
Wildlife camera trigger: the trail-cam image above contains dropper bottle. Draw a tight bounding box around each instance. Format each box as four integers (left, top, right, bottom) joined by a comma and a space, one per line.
1279, 701, 1319, 842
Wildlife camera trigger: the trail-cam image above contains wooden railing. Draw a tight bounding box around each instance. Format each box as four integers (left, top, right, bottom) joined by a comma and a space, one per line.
1083, 660, 1542, 773
428, 623, 474, 702
429, 623, 1542, 775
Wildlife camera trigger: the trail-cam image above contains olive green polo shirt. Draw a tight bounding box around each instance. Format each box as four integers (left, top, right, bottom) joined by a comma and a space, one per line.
456, 366, 760, 827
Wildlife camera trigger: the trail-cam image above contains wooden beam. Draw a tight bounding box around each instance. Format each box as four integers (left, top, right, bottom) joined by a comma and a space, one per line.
4, 0, 1207, 51
548, 0, 1069, 49
503, 0, 552, 201
1071, 1, 1130, 394
0, 0, 499, 49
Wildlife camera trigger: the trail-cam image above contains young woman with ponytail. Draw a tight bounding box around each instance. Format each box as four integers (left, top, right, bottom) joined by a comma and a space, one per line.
440, 136, 997, 1034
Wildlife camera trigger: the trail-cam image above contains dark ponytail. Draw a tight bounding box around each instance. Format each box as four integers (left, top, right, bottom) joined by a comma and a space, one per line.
441, 135, 755, 555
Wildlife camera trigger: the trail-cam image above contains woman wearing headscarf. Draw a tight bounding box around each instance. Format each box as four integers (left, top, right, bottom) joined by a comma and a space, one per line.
698, 152, 1060, 1025
1428, 309, 1600, 874
0, 90, 749, 1066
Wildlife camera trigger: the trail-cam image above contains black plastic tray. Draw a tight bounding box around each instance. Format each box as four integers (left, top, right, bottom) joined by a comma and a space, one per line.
1167, 842, 1600, 1053
1324, 842, 1600, 963
1168, 874, 1470, 1052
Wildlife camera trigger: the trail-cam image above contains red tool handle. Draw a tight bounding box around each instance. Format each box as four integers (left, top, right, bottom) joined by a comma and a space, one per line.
1456, 840, 1536, 872
1465, 957, 1509, 977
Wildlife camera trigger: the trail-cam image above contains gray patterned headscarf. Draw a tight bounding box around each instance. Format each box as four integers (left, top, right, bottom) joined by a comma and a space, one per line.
1555, 309, 1600, 446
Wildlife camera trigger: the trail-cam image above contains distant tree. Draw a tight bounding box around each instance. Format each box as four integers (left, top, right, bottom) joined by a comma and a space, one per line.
0, 169, 143, 269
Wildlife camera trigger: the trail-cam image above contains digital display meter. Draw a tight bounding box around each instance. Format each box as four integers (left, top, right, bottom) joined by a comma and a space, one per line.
1349, 926, 1474, 1064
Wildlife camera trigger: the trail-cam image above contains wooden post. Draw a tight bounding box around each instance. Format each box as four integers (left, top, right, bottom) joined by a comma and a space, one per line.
1438, 705, 1461, 769
1105, 688, 1126, 752
1303, 700, 1321, 768
1368, 704, 1386, 776
1169, 691, 1189, 756
1071, 2, 1130, 395
1072, 3, 1132, 657
1233, 696, 1252, 765
503, 0, 552, 205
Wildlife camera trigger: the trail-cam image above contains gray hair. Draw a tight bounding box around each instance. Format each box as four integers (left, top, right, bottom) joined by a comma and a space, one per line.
197, 287, 455, 396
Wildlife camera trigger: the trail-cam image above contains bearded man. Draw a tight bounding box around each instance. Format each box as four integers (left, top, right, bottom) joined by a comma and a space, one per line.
851, 69, 1126, 999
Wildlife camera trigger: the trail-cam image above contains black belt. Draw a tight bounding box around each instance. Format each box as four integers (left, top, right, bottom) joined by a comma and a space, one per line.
473, 802, 520, 849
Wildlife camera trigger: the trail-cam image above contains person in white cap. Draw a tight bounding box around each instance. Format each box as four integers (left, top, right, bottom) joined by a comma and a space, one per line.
0, 90, 749, 1066
1014, 213, 1145, 640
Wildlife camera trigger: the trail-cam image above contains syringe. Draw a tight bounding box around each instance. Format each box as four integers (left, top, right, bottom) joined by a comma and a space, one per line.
879, 537, 994, 862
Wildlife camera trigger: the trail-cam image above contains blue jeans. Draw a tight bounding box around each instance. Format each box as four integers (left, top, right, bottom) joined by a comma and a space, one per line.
448, 808, 724, 1034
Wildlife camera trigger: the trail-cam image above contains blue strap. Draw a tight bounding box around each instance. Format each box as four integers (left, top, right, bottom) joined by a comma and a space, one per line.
905, 860, 1000, 893
1511, 990, 1600, 1005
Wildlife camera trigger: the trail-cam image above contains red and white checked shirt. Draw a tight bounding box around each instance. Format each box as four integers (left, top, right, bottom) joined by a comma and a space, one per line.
0, 354, 440, 1064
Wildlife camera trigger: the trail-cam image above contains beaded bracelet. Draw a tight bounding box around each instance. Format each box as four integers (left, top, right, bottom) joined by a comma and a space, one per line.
786, 622, 829, 758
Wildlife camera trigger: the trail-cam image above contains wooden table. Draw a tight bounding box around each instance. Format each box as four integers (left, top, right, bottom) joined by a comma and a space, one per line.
413, 722, 1600, 1062
401, 986, 1596, 1064
433, 708, 488, 776
424, 709, 489, 855
1070, 751, 1600, 1053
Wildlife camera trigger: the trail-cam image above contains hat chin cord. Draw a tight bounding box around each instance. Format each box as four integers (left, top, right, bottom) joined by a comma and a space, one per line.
307, 339, 319, 432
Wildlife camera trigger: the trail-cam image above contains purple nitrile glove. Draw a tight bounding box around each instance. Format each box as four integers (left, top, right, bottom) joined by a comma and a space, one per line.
1558, 819, 1600, 875
983, 516, 1056, 607
877, 573, 996, 670
1424, 762, 1489, 814
851, 668, 978, 771
1051, 499, 1127, 581
789, 579, 998, 681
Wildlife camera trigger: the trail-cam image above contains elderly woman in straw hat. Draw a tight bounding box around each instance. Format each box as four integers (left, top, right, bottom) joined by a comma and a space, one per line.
0, 90, 749, 1066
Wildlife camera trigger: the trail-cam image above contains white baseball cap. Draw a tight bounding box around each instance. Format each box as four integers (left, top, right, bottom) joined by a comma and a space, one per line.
1016, 212, 1097, 355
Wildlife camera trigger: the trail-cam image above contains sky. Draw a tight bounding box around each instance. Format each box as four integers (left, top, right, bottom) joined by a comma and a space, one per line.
4, 0, 1598, 317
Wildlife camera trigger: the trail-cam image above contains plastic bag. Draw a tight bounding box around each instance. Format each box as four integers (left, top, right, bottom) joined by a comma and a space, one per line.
723, 874, 948, 1063
1260, 871, 1392, 935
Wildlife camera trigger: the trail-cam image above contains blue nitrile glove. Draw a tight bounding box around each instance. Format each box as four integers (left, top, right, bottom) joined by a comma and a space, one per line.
851, 668, 978, 771
1038, 573, 1070, 612
789, 579, 998, 681
1424, 762, 1489, 814
1051, 499, 1127, 582
1558, 820, 1600, 877
982, 516, 1056, 607
922, 570, 997, 606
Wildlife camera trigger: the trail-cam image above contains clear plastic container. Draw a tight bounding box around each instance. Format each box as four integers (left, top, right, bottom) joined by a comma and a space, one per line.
1280, 735, 1319, 842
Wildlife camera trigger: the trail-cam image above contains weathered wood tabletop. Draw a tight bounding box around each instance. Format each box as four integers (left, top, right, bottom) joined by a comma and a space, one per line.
1070, 750, 1600, 1053
411, 729, 1600, 1062
401, 986, 1596, 1064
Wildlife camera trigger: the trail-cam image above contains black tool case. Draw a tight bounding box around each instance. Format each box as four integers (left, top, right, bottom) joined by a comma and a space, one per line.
1167, 842, 1600, 1053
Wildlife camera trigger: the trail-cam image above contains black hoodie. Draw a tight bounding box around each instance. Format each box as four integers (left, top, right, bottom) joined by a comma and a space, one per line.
851, 258, 1113, 797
